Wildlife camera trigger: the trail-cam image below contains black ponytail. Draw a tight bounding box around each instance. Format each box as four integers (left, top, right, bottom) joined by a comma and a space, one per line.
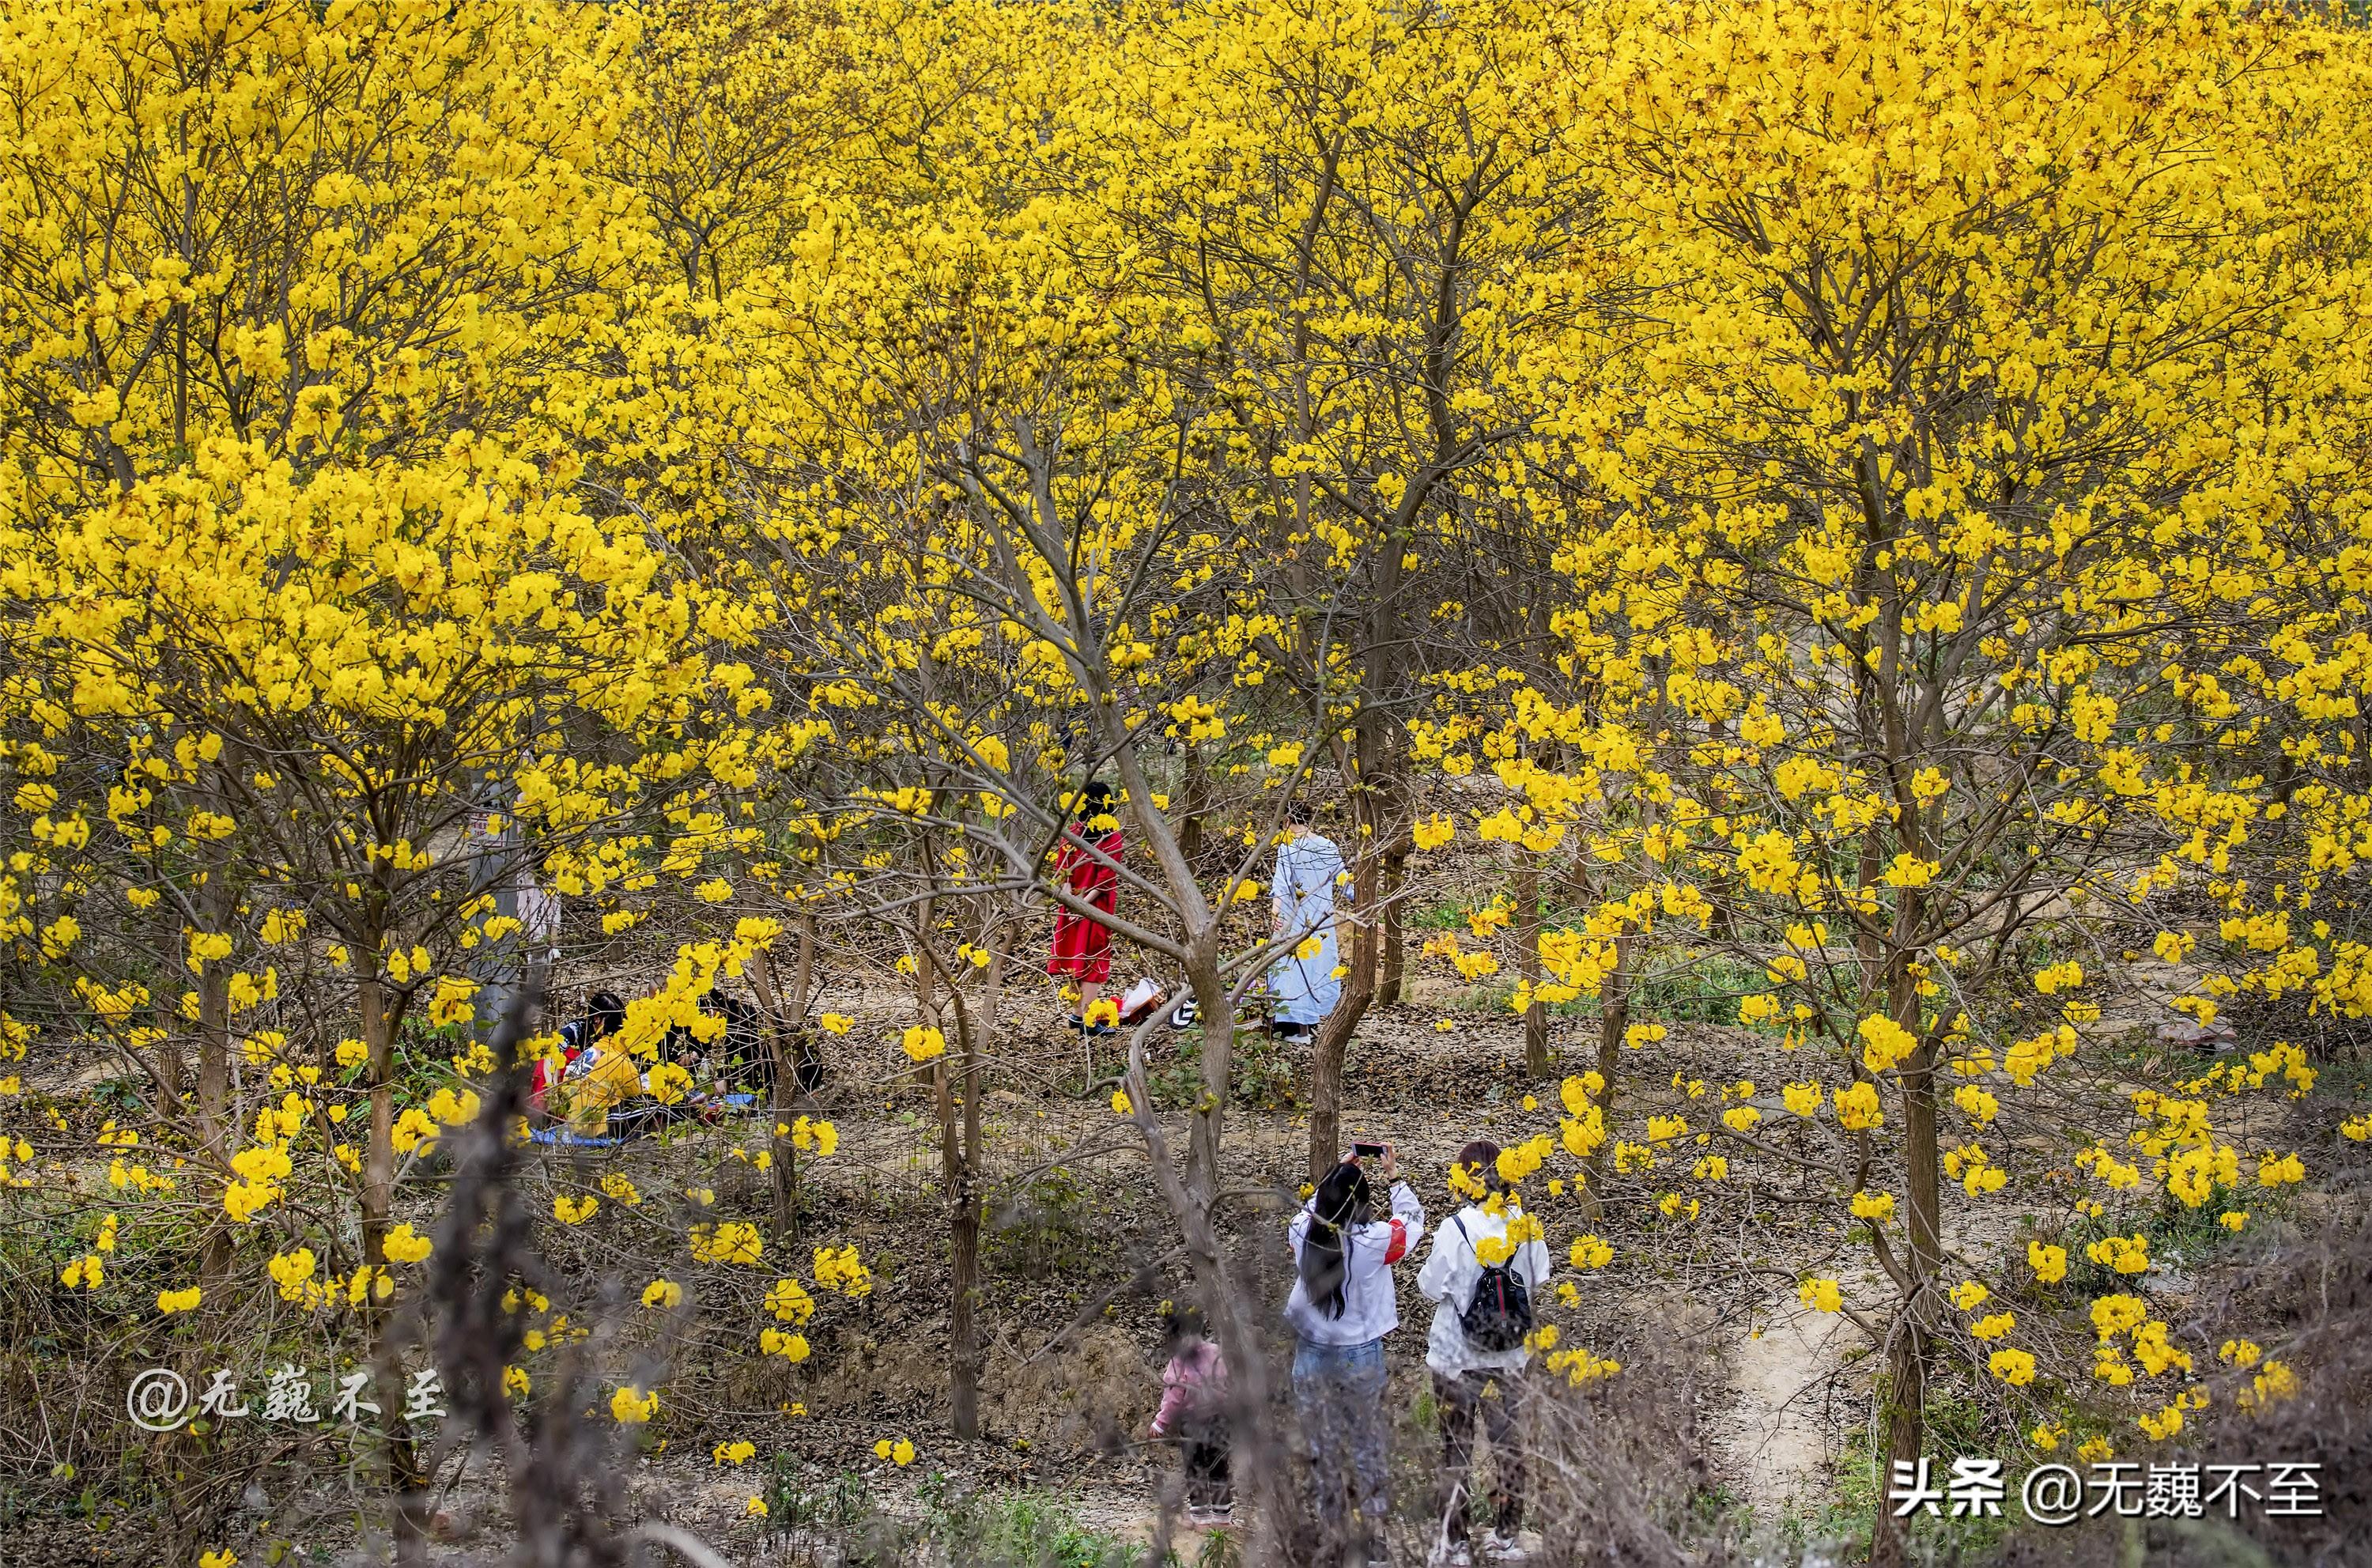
1300, 1162, 1372, 1320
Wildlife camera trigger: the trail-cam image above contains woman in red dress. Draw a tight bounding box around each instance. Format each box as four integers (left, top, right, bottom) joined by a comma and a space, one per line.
1048, 781, 1124, 1034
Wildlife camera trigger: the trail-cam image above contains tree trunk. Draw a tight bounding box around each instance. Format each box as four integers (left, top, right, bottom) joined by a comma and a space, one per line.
1177, 746, 1207, 871
1079, 688, 1279, 1548
1307, 850, 1381, 1184
1578, 931, 1636, 1217
361, 964, 397, 1282
1872, 1308, 1928, 1568
1597, 935, 1634, 1075
148, 996, 187, 1117
1305, 411, 1413, 1177
357, 955, 426, 1556
1874, 1119, 1940, 1564
195, 879, 234, 1286
748, 942, 806, 1245
1187, 955, 1229, 1188
1706, 863, 1738, 941
1875, 935, 1940, 1567
1515, 858, 1548, 1078
1856, 836, 1886, 998
1377, 845, 1408, 1004
1123, 967, 1276, 1551
908, 904, 983, 1438
946, 996, 984, 1438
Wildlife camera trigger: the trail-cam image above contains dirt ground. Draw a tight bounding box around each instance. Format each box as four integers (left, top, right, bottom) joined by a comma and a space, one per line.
644, 956, 2363, 1563
538, 988, 1917, 1560
8, 931, 2363, 1568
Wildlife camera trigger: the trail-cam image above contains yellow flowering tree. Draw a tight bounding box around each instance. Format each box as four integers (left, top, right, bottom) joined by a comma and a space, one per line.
1064, 0, 1609, 1171
0, 0, 761, 1515
1537, 0, 2372, 1546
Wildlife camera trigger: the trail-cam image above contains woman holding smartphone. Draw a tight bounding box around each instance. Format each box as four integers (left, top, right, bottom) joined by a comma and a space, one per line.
1287, 1143, 1425, 1567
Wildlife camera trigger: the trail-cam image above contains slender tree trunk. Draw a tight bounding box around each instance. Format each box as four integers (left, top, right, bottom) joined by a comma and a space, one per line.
1707, 863, 1738, 941
149, 995, 187, 1117
1581, 776, 1660, 1141
1076, 683, 1281, 1549
1597, 935, 1634, 1078
1307, 852, 1381, 1184
1307, 713, 1399, 1180
361, 962, 396, 1280
1123, 964, 1276, 1551
1875, 1059, 1941, 1568
749, 942, 806, 1245
946, 996, 984, 1439
1562, 850, 1596, 911
908, 900, 983, 1438
193, 980, 230, 1087
788, 916, 815, 1030
1578, 931, 1636, 1218
1875, 915, 1938, 1567
1515, 858, 1548, 1078
1856, 837, 1885, 997
1874, 1310, 1927, 1566
195, 878, 234, 1285
1177, 746, 1207, 870
1377, 845, 1408, 1005
357, 952, 427, 1559
1305, 398, 1413, 1175
1188, 954, 1229, 1187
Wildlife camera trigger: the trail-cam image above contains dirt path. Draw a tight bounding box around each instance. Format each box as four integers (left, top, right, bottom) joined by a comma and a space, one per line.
1715, 1298, 1853, 1525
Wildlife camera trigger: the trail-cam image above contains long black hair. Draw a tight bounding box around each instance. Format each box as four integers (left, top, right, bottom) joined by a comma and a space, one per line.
1071, 779, 1114, 828
1299, 1161, 1373, 1319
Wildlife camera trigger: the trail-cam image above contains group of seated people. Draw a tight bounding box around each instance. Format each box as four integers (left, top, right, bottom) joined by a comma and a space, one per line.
527, 988, 804, 1141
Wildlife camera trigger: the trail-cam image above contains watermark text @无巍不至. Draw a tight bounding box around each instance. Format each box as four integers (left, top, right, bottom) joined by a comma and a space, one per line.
1888, 1455, 2323, 1525
126, 1364, 446, 1432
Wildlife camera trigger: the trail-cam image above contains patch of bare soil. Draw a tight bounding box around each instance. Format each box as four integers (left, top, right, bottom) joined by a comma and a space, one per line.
1714, 1299, 1854, 1521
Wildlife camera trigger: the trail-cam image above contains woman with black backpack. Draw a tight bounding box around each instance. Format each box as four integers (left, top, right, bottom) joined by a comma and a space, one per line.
1415, 1141, 1552, 1566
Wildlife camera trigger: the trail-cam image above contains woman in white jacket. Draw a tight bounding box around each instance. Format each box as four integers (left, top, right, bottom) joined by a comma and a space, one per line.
1415, 1141, 1551, 1566
1267, 798, 1347, 1041
1288, 1147, 1426, 1566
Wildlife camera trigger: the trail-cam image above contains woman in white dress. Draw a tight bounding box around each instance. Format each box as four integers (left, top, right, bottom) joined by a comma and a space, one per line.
1267, 797, 1347, 1041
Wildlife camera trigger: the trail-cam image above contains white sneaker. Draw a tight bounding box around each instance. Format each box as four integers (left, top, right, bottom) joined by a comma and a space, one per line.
1430, 1546, 1472, 1568
1484, 1531, 1528, 1562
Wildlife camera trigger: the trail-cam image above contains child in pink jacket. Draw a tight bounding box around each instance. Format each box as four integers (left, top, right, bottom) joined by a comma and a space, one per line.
1150, 1306, 1232, 1525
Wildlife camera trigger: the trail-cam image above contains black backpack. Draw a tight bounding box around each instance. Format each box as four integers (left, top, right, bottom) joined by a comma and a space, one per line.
1453, 1216, 1534, 1352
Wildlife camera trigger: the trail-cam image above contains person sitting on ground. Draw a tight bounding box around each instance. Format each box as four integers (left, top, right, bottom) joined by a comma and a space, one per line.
671, 990, 770, 1122
557, 1034, 647, 1139
1149, 1305, 1233, 1527
660, 990, 760, 1089
630, 994, 754, 1135
1416, 1140, 1552, 1567
1046, 780, 1124, 1035
531, 990, 624, 1120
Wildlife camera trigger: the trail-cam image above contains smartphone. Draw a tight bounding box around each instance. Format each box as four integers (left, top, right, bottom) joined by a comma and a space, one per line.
1352, 1141, 1388, 1159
